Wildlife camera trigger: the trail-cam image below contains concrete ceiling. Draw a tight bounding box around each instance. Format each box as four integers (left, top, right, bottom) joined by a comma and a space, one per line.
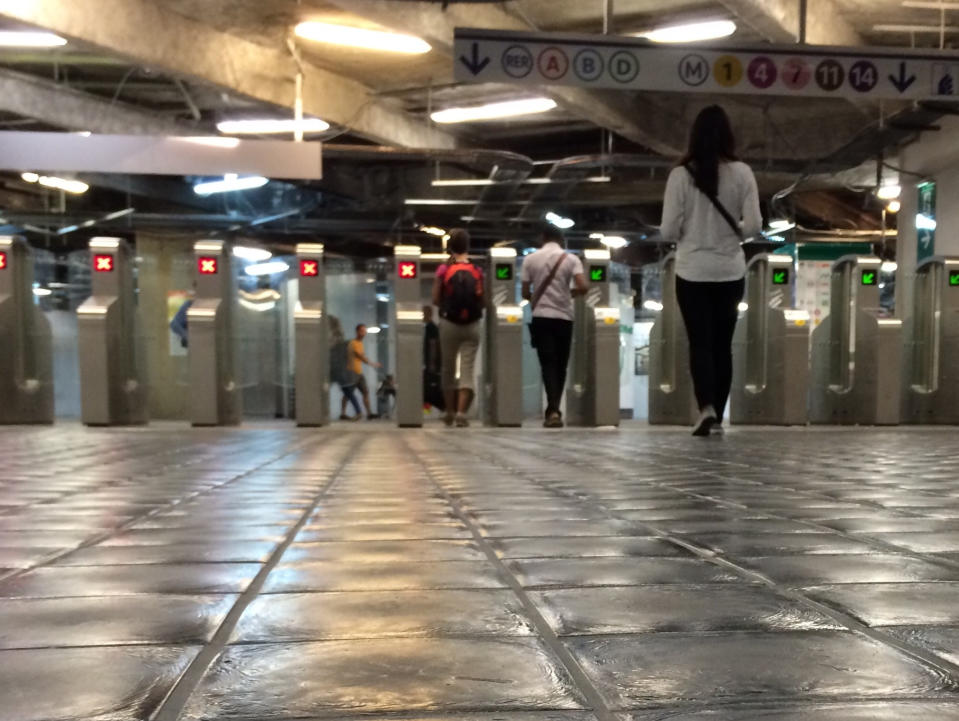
0, 0, 936, 252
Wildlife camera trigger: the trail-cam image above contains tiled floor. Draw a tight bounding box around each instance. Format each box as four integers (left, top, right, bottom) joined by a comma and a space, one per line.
2, 423, 959, 720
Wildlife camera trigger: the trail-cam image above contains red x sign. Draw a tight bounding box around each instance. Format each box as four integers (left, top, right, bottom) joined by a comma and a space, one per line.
300, 260, 319, 277
198, 257, 218, 275
398, 261, 418, 279
93, 254, 114, 272
0, 252, 6, 271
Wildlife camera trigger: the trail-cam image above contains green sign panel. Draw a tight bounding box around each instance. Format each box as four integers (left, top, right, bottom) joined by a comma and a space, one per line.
861, 270, 878, 286
949, 271, 959, 287
494, 263, 513, 281
590, 266, 607, 283
772, 268, 789, 285
918, 181, 936, 263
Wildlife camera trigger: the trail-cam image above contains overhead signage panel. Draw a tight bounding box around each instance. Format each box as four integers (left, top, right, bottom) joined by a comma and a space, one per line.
455, 27, 959, 101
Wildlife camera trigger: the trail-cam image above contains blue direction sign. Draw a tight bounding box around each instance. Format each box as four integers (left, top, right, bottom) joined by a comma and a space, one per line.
454, 27, 959, 100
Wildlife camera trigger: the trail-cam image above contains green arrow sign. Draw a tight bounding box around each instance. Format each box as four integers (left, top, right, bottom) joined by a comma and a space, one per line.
772, 269, 788, 285
950, 272, 959, 287
590, 266, 606, 283
494, 263, 513, 281
861, 270, 877, 286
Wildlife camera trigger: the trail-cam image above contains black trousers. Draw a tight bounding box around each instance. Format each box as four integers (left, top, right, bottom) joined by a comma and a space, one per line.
531, 317, 574, 416
675, 276, 745, 423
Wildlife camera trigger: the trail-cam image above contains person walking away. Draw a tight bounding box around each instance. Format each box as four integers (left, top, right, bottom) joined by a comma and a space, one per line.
521, 225, 588, 428
432, 228, 484, 427
660, 104, 762, 436
348, 323, 382, 420
328, 315, 362, 421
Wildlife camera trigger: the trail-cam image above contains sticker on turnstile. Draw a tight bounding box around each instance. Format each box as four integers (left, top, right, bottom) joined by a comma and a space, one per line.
398, 261, 418, 279
950, 271, 959, 287
589, 266, 607, 283
495, 263, 513, 281
0, 252, 6, 270
93, 254, 114, 272
300, 259, 319, 277
861, 269, 877, 286
198, 257, 218, 275
772, 268, 789, 285
506, 314, 519, 323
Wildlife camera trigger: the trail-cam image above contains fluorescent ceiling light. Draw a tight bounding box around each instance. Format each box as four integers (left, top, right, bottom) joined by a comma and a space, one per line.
194, 174, 269, 196
431, 98, 557, 124
21, 172, 88, 194
886, 200, 902, 213
877, 184, 902, 200
295, 21, 430, 54
405, 199, 475, 206
638, 19, 737, 43
33, 287, 52, 297
600, 235, 628, 249
589, 233, 605, 239
881, 261, 899, 273
431, 176, 610, 187
216, 118, 330, 135
245, 260, 290, 276
545, 211, 574, 229
419, 225, 447, 236
643, 300, 663, 312
233, 246, 272, 262
366, 326, 382, 334
0, 31, 67, 47
768, 219, 795, 231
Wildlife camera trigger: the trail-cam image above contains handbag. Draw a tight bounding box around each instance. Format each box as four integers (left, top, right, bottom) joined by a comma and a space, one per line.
685, 166, 743, 240
528, 252, 569, 348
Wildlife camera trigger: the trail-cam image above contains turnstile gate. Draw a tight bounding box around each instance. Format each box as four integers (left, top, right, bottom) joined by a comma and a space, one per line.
731, 254, 810, 425
902, 255, 959, 423
810, 255, 901, 425
77, 237, 148, 426
294, 243, 329, 427
394, 245, 423, 427
568, 249, 620, 427
0, 236, 53, 424
648, 253, 696, 425
484, 247, 523, 426
189, 240, 242, 426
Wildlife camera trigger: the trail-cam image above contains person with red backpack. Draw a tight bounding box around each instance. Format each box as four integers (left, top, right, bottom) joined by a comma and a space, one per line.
431, 228, 485, 427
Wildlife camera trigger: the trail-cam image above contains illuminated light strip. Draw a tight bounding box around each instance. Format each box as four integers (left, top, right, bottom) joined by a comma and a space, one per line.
216, 118, 330, 135
431, 98, 557, 124
21, 172, 88, 194
194, 174, 268, 196
431, 176, 611, 187
295, 21, 430, 54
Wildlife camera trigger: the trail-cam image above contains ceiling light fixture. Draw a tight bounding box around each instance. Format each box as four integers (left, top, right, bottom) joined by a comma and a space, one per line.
244, 260, 290, 276
886, 200, 902, 213
194, 174, 269, 196
600, 235, 628, 249
545, 211, 575, 229
877, 184, 902, 200
21, 172, 88, 194
643, 300, 664, 312
768, 219, 796, 231
233, 246, 272, 262
881, 261, 899, 273
33, 287, 52, 297
431, 98, 558, 124
294, 21, 431, 54
638, 19, 737, 43
216, 118, 330, 135
430, 176, 610, 187
0, 31, 67, 47
418, 225, 447, 236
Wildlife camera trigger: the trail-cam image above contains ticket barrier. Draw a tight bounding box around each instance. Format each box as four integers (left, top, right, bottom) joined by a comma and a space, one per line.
648, 254, 696, 425
77, 238, 148, 425
189, 240, 241, 426
810, 255, 901, 425
293, 244, 329, 426
484, 248, 523, 426
394, 245, 423, 427
0, 236, 53, 424
567, 249, 620, 427
731, 254, 810, 425
902, 256, 959, 423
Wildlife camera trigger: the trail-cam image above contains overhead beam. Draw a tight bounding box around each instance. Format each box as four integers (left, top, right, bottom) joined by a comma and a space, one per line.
0, 0, 453, 149
717, 0, 862, 45
326, 0, 684, 155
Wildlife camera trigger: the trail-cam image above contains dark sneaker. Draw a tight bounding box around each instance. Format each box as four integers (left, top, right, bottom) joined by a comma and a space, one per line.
543, 412, 564, 428
455, 415, 470, 428
692, 414, 717, 437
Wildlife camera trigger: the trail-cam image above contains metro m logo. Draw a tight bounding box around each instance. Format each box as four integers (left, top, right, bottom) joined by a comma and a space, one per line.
679, 54, 709, 87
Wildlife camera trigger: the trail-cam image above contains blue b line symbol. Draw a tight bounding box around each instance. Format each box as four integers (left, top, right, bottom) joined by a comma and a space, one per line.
574, 49, 604, 82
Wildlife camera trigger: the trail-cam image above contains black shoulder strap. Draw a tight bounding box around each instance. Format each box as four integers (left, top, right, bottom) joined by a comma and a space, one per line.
684, 166, 743, 239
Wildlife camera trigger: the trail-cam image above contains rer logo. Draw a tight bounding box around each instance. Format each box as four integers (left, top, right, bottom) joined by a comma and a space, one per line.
0, 251, 6, 270
861, 269, 878, 286
772, 269, 789, 285
300, 259, 319, 278
949, 271, 959, 287
93, 254, 114, 272
590, 266, 607, 283
398, 261, 418, 280
198, 257, 218, 275
495, 263, 513, 281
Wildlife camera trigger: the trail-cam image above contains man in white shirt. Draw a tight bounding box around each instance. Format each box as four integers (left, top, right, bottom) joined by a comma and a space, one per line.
521, 226, 588, 427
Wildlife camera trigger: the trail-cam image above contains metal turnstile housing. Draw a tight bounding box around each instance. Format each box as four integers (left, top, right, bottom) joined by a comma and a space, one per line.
648, 254, 696, 425
902, 256, 959, 423
294, 244, 329, 426
77, 237, 148, 426
189, 240, 242, 426
484, 248, 523, 426
394, 245, 423, 427
810, 255, 901, 425
731, 254, 810, 425
0, 236, 53, 424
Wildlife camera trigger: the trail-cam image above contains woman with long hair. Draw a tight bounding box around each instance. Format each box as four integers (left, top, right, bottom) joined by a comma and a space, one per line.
660, 105, 763, 436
